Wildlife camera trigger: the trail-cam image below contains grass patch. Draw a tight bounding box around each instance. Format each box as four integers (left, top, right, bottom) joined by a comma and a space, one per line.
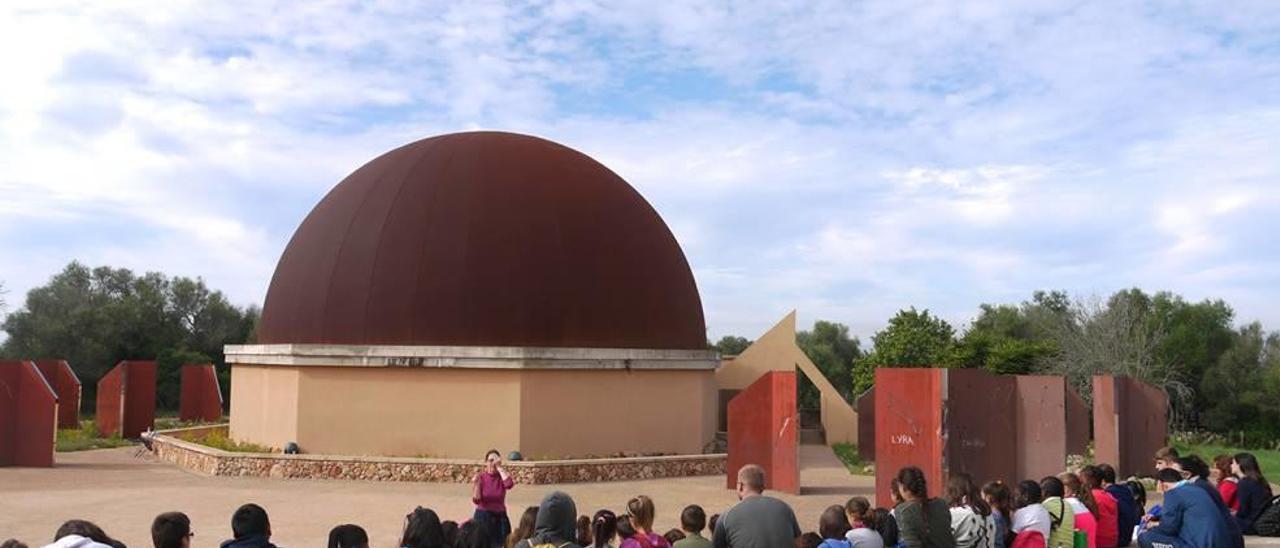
1173, 441, 1280, 478
179, 429, 273, 453
833, 443, 873, 475
56, 421, 134, 452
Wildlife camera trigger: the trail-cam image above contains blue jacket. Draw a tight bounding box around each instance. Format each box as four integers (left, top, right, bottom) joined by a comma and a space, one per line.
1106, 484, 1139, 546
1142, 483, 1234, 548
1190, 478, 1243, 548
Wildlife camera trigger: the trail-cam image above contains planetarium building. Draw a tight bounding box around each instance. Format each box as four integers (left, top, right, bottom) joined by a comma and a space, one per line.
225, 131, 719, 459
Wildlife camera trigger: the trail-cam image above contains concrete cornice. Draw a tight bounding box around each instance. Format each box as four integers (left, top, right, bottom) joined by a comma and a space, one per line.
224, 343, 721, 371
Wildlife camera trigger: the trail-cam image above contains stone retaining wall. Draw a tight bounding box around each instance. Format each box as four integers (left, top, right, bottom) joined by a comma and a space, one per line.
150, 426, 725, 484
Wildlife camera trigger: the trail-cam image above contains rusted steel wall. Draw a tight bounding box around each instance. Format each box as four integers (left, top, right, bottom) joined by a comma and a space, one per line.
1093, 375, 1168, 478
1014, 375, 1067, 481
727, 370, 799, 494
35, 359, 81, 429
945, 369, 1017, 489
96, 363, 125, 437
874, 368, 944, 508
122, 361, 157, 438
1119, 378, 1168, 478
0, 360, 57, 467
179, 364, 223, 422
1093, 376, 1119, 472
96, 361, 157, 438
856, 387, 875, 461
1065, 386, 1090, 457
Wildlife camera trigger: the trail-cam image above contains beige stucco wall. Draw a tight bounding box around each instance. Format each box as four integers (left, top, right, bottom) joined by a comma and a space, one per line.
230, 363, 715, 459
230, 365, 300, 450
295, 367, 522, 458
518, 369, 716, 459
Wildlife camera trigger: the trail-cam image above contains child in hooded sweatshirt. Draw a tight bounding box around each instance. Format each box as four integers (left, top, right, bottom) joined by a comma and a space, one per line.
819, 506, 853, 548
844, 498, 885, 548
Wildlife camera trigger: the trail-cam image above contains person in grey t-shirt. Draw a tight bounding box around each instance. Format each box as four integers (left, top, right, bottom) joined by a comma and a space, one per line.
713, 464, 802, 548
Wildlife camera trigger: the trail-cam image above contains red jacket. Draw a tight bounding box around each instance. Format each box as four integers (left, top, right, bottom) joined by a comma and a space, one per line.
1093, 489, 1119, 548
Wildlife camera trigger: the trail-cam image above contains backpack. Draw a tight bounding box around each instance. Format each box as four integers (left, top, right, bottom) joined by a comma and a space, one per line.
1255, 495, 1280, 537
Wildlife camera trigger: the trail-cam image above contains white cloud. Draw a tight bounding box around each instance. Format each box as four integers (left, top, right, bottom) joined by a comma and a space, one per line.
2, 1, 1279, 343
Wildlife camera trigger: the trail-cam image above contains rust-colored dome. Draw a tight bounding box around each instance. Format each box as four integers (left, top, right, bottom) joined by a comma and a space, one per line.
257, 131, 706, 350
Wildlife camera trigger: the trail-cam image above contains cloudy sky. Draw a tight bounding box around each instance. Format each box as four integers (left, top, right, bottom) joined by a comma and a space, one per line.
2, 1, 1278, 341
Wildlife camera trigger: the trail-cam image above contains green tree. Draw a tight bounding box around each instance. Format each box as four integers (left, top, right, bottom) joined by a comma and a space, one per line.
1199, 323, 1280, 442
796, 320, 861, 407
155, 347, 214, 411
854, 308, 956, 393
711, 335, 752, 356
953, 303, 1058, 374
1, 262, 257, 412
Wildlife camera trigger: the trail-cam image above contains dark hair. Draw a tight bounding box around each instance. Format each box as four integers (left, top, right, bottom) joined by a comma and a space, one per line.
889, 477, 905, 504
981, 481, 1012, 518
151, 512, 191, 548
1179, 455, 1211, 480
508, 506, 539, 548
798, 532, 823, 548
455, 521, 492, 548
870, 508, 899, 546
54, 520, 122, 548
896, 467, 928, 500
1235, 453, 1268, 485
401, 507, 445, 548
1014, 480, 1042, 508
616, 514, 636, 539
1213, 454, 1236, 485
819, 505, 852, 540
947, 472, 991, 517
708, 514, 719, 535
442, 521, 459, 547
844, 497, 873, 524
485, 449, 501, 460
1, 540, 29, 548
1058, 472, 1098, 517
663, 529, 685, 544
1125, 479, 1147, 510
1156, 468, 1183, 484
328, 524, 369, 548
1040, 476, 1065, 499
591, 510, 617, 548
576, 515, 592, 546
1097, 464, 1117, 485
232, 504, 271, 539
680, 505, 707, 533
1079, 465, 1103, 491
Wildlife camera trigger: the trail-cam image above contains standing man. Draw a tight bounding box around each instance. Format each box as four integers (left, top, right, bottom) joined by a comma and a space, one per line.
713, 465, 802, 548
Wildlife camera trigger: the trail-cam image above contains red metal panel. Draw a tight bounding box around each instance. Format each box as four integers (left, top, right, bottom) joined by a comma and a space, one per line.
1014, 375, 1067, 481
0, 361, 57, 467
96, 363, 125, 437
856, 387, 875, 461
258, 131, 706, 350
945, 369, 1017, 489
1117, 377, 1168, 478
874, 368, 943, 508
35, 359, 81, 429
121, 361, 156, 438
1065, 386, 1090, 457
1092, 376, 1119, 470
727, 371, 799, 494
179, 364, 223, 422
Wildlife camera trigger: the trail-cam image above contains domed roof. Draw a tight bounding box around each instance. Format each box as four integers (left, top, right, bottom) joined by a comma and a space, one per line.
257, 131, 706, 350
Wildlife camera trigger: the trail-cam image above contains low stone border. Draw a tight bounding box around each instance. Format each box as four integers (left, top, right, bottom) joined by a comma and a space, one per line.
150, 425, 726, 484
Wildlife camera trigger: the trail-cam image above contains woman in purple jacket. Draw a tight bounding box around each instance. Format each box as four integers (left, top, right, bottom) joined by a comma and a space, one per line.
474, 449, 516, 548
